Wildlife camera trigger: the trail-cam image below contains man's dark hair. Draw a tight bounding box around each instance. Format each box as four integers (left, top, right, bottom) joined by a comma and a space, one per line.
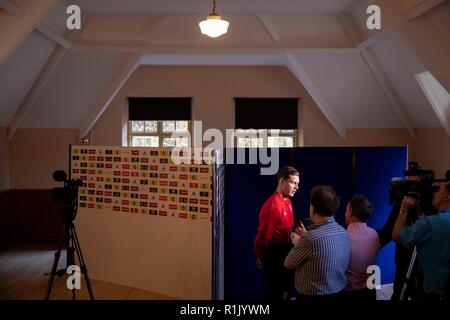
310, 185, 340, 217
349, 195, 373, 222
277, 166, 299, 182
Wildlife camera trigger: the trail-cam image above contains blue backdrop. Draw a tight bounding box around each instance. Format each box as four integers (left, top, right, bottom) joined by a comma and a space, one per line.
224, 147, 407, 299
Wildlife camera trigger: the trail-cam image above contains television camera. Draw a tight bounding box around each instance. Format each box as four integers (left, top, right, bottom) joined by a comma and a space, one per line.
44, 170, 94, 300
389, 161, 450, 214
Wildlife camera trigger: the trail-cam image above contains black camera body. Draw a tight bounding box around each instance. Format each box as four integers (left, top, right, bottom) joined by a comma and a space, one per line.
389, 161, 449, 214
52, 170, 83, 222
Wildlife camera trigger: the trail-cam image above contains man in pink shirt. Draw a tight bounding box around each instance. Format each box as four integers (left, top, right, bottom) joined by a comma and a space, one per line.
345, 195, 380, 300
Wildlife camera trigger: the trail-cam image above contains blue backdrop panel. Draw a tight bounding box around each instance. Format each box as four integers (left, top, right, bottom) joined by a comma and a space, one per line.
354, 147, 407, 285
224, 148, 293, 300
224, 148, 353, 299
224, 147, 406, 299
292, 147, 354, 226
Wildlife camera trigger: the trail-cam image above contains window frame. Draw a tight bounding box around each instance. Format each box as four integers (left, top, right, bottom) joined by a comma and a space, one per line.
128, 120, 191, 147
235, 129, 297, 148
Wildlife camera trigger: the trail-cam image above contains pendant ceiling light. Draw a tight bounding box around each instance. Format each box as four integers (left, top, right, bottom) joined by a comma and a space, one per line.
199, 0, 229, 38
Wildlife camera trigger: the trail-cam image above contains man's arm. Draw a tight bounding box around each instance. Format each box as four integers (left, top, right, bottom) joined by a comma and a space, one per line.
392, 196, 416, 243
284, 235, 310, 270
284, 256, 296, 270
377, 202, 401, 247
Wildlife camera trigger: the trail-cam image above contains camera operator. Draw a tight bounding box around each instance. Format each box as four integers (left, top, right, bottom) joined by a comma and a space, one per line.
377, 175, 421, 300
392, 181, 450, 300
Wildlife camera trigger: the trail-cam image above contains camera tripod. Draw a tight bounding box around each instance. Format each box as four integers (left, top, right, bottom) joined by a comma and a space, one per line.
399, 246, 422, 300
44, 217, 95, 300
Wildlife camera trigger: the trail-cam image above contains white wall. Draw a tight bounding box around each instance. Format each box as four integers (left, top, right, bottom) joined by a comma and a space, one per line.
10, 128, 78, 189
93, 66, 306, 146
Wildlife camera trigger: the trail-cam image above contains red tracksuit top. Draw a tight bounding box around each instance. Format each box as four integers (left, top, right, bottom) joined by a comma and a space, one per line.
254, 192, 294, 259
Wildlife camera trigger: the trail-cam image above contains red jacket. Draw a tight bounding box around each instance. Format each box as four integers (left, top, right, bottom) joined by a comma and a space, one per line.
254, 192, 294, 259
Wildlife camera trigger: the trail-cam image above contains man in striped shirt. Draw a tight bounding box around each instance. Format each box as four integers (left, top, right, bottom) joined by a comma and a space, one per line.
285, 185, 350, 300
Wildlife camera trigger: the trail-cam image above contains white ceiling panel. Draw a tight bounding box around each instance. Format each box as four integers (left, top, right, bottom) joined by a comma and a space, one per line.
294, 52, 403, 128
371, 35, 441, 128
21, 51, 122, 128
268, 13, 351, 45
41, 0, 71, 36
0, 31, 56, 127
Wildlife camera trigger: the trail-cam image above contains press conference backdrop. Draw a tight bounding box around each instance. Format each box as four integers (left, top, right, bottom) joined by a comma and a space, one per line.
224, 147, 406, 299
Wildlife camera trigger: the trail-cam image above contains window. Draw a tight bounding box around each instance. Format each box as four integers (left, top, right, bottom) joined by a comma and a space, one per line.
235, 98, 298, 147
129, 120, 190, 147
128, 98, 191, 147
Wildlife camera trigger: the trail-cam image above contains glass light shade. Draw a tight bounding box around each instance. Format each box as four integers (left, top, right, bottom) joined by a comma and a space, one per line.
199, 14, 229, 38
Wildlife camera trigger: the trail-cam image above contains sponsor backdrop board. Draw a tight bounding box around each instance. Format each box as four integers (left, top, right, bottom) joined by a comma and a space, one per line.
71, 146, 217, 299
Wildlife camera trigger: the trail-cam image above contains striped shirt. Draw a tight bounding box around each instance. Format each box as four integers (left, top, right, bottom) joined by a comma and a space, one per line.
286, 217, 350, 295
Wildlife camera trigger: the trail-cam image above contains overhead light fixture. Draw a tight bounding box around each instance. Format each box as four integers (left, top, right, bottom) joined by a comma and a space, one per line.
199, 0, 229, 38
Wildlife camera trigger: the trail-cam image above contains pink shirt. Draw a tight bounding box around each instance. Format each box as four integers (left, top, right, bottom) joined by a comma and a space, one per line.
345, 222, 380, 291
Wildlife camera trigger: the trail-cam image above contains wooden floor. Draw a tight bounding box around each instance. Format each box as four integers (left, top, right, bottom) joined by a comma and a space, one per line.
0, 242, 177, 300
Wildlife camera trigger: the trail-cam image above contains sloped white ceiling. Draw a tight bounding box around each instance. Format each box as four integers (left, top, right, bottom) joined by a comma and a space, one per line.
21, 51, 122, 128
293, 52, 403, 128
268, 13, 351, 45
41, 0, 70, 35
1, 0, 448, 134
0, 31, 56, 127
371, 35, 441, 128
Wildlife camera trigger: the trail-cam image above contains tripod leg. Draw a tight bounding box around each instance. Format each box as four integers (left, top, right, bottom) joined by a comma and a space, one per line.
44, 226, 67, 300
68, 230, 77, 300
400, 247, 417, 300
71, 225, 95, 300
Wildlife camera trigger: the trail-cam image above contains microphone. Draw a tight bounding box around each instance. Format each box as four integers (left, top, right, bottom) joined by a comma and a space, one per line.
53, 170, 67, 182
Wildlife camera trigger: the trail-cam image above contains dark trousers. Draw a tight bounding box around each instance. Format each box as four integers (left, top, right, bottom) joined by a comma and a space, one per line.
263, 242, 294, 300
296, 290, 345, 302
344, 288, 377, 300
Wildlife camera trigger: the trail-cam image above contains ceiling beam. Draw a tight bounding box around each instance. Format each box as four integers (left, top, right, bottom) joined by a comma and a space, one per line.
339, 11, 392, 52
7, 45, 67, 140
144, 15, 171, 43
338, 14, 415, 136
79, 53, 141, 139
256, 14, 281, 44
284, 53, 346, 139
0, 0, 23, 16
338, 12, 364, 46
369, 0, 450, 92
0, 0, 57, 64
361, 48, 416, 138
415, 71, 450, 136
405, 0, 446, 21
356, 27, 391, 51
71, 39, 359, 54
7, 16, 85, 140
35, 22, 71, 49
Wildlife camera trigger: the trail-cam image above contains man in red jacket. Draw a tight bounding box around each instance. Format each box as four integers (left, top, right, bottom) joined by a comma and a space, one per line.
254, 166, 300, 300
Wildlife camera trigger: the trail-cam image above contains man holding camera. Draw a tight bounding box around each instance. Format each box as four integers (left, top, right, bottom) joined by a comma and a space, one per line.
392, 182, 450, 300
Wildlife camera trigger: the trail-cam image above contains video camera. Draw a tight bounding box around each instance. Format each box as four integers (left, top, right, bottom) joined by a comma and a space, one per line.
389, 161, 450, 213
52, 170, 84, 221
